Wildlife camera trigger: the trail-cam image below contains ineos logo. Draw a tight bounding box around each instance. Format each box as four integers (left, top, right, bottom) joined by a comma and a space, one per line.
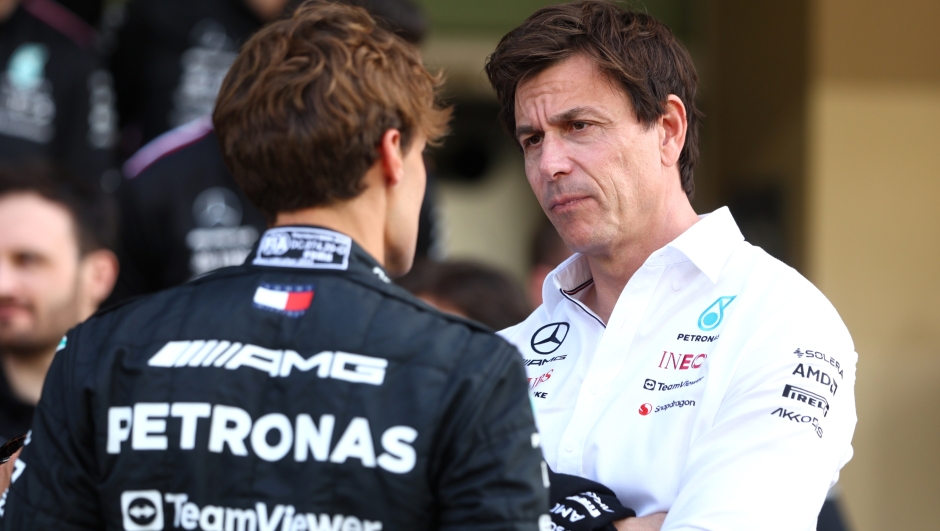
530, 322, 569, 355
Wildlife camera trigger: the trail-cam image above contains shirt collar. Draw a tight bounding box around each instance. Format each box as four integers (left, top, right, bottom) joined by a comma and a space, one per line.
661, 206, 743, 283
541, 207, 744, 312
245, 225, 391, 283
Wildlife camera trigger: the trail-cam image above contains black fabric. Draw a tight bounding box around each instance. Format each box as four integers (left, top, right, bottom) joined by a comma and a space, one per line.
108, 129, 267, 304
0, 365, 34, 442
548, 468, 635, 531
0, 2, 115, 186
1, 227, 548, 530
109, 0, 261, 153
817, 498, 850, 531
107, 129, 441, 306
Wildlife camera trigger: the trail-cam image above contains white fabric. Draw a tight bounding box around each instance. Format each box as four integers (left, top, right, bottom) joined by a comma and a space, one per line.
500, 207, 857, 531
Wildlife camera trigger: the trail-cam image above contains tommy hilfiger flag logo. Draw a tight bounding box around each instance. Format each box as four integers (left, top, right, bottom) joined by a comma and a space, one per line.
253, 284, 314, 316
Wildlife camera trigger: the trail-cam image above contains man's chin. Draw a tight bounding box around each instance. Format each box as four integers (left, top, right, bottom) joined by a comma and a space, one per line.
0, 333, 58, 358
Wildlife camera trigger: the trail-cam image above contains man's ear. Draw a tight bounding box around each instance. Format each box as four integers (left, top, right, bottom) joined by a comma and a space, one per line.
378, 128, 405, 187
80, 249, 119, 311
659, 95, 687, 169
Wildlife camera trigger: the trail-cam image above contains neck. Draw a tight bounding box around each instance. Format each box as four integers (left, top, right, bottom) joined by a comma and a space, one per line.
274, 168, 388, 266
582, 195, 700, 323
1, 347, 56, 405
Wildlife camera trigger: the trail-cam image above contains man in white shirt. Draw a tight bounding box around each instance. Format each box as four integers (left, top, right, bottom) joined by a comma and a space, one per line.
485, 2, 857, 530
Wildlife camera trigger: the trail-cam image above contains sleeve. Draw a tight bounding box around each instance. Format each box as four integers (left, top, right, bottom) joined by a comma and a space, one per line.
661, 300, 858, 531
0, 329, 104, 530
433, 337, 550, 531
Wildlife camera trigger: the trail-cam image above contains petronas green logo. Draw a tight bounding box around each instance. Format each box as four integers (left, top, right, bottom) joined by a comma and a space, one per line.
697, 296, 736, 331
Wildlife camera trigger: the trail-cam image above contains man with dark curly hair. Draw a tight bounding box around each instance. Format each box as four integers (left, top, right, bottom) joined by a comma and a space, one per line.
488, 2, 857, 530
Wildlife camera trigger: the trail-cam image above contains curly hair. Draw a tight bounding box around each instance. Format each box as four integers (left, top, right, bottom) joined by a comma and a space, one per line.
214, 0, 451, 220
485, 0, 701, 199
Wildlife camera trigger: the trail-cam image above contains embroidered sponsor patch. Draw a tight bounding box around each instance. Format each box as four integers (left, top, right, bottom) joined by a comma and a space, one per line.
253, 284, 314, 315
253, 227, 351, 270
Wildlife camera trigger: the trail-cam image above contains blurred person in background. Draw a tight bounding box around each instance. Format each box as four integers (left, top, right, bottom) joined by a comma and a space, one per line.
0, 0, 116, 188
398, 258, 530, 330
528, 217, 573, 309
0, 3, 548, 528
109, 0, 270, 156
107, 0, 439, 304
0, 165, 118, 442
109, 0, 428, 156
487, 2, 857, 530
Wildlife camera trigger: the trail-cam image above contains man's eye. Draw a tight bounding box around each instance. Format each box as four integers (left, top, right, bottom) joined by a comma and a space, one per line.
571, 121, 588, 131
523, 134, 542, 147
14, 253, 43, 267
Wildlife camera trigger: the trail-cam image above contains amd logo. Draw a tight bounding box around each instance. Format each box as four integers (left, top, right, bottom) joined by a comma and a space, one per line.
792, 363, 838, 396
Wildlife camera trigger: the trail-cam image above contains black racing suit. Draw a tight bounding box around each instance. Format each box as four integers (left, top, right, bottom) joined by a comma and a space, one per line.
0, 226, 549, 530
108, 120, 442, 306
0, 0, 116, 185
109, 0, 261, 153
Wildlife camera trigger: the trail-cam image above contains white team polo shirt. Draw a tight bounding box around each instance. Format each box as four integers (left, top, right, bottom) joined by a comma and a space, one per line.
500, 207, 857, 531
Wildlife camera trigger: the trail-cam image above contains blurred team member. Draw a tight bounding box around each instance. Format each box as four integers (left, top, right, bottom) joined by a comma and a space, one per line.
488, 2, 856, 530
398, 259, 530, 330
0, 0, 116, 186
109, 0, 426, 154
108, 0, 436, 303
0, 3, 548, 528
0, 165, 118, 442
109, 0, 271, 154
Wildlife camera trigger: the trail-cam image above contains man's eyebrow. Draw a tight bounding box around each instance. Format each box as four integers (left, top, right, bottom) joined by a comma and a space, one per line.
515, 106, 610, 141
515, 124, 539, 141
551, 106, 608, 123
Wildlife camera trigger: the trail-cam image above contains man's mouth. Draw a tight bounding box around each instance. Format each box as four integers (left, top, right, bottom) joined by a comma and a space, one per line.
550, 195, 589, 211
0, 304, 31, 320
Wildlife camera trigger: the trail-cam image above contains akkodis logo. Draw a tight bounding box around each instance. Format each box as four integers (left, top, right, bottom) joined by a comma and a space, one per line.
697, 296, 736, 331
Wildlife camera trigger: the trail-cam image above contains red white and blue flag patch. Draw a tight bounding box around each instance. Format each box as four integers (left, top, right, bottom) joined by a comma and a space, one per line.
253, 284, 314, 316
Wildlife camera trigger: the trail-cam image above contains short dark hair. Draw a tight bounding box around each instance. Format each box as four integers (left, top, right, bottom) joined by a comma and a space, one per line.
0, 164, 117, 254
485, 0, 702, 199
214, 0, 451, 221
283, 0, 428, 44
397, 259, 530, 330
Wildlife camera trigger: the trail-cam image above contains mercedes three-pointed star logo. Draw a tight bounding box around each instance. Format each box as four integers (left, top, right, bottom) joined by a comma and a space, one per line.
530, 322, 570, 355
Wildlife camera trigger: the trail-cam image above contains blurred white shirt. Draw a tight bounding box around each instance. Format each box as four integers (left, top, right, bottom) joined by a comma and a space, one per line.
500, 207, 857, 531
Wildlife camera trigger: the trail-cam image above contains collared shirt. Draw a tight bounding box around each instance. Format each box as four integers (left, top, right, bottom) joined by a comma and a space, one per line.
500, 207, 857, 531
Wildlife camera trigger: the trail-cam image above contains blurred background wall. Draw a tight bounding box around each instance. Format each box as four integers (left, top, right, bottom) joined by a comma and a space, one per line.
416, 0, 940, 529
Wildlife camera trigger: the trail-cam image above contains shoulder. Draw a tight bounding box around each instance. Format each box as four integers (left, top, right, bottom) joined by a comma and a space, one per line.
720, 245, 856, 371
18, 0, 97, 58
122, 116, 216, 179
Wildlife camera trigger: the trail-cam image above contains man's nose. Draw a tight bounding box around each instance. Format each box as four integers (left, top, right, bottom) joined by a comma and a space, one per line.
0, 259, 17, 296
537, 134, 573, 181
